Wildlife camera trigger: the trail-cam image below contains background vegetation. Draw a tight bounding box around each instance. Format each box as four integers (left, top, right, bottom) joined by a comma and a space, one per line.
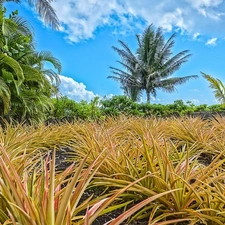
0, 2, 225, 124
1, 2, 225, 225
46, 95, 225, 122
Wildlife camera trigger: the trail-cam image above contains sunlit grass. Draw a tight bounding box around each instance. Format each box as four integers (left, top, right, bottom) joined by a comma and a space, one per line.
0, 116, 225, 224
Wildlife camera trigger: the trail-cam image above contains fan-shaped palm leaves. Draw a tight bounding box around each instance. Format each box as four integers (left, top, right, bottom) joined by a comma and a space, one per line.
109, 24, 198, 103
202, 72, 225, 105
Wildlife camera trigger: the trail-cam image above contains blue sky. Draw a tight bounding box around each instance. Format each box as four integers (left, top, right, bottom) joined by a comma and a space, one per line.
5, 0, 225, 105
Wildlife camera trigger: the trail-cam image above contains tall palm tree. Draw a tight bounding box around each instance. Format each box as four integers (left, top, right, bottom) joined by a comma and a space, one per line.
3, 0, 59, 29
202, 72, 225, 105
109, 24, 198, 103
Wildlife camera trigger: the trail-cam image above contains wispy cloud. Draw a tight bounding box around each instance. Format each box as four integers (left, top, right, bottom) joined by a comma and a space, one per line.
206, 37, 217, 46
190, 99, 200, 105
189, 88, 199, 92
193, 32, 200, 40
50, 0, 225, 43
59, 75, 96, 102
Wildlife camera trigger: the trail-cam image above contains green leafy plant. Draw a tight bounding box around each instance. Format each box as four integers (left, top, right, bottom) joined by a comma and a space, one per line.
0, 5, 61, 123
0, 145, 109, 225
202, 72, 225, 105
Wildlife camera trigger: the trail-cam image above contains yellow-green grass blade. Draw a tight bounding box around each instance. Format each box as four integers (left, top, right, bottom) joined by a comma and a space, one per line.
107, 189, 181, 225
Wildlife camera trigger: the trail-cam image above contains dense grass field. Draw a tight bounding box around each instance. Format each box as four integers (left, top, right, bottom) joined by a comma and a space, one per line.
0, 116, 225, 224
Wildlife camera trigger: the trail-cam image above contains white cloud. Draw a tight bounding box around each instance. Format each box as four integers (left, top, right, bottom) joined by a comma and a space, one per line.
49, 0, 225, 43
206, 37, 217, 46
59, 75, 96, 102
189, 88, 200, 92
193, 32, 200, 40
190, 99, 200, 104
185, 0, 223, 9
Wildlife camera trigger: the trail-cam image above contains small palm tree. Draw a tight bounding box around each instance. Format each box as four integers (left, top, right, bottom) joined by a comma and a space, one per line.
109, 24, 198, 103
202, 72, 225, 105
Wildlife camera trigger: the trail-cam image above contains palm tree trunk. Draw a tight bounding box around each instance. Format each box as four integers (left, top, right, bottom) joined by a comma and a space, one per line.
146, 91, 150, 104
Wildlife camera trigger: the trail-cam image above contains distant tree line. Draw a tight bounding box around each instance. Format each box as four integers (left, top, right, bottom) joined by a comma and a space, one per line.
46, 95, 225, 122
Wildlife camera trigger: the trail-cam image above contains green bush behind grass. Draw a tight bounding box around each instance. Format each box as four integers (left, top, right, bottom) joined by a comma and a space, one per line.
47, 95, 225, 121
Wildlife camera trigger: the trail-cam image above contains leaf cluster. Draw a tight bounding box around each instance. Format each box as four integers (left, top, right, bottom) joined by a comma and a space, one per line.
1, 116, 225, 224
48, 95, 225, 122
0, 6, 61, 123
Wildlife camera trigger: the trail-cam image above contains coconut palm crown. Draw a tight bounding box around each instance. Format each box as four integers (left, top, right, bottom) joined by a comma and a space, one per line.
109, 24, 198, 103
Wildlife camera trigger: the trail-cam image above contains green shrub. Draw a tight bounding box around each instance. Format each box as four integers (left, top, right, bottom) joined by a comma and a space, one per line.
49, 96, 103, 121
48, 95, 225, 121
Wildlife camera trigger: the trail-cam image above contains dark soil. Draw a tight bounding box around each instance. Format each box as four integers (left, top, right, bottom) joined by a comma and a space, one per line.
53, 137, 217, 225
54, 147, 196, 225
54, 146, 151, 225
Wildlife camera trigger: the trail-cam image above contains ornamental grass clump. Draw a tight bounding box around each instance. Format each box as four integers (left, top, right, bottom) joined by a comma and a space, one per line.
1, 116, 225, 224
67, 116, 225, 224
0, 144, 113, 225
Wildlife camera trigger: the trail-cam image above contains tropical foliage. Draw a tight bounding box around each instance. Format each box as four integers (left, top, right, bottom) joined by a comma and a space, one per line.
48, 95, 225, 121
0, 5, 61, 122
109, 24, 198, 103
2, 0, 225, 224
202, 72, 225, 105
50, 96, 103, 121
5, 0, 59, 29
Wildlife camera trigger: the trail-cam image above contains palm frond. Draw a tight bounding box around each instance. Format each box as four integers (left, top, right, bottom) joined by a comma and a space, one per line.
20, 64, 44, 84
110, 24, 194, 103
0, 77, 11, 114
109, 67, 141, 87
112, 45, 137, 70
109, 66, 133, 78
28, 0, 59, 29
157, 76, 198, 92
124, 85, 142, 102
34, 51, 62, 73
202, 72, 225, 104
108, 73, 134, 87
159, 33, 176, 63
0, 53, 24, 85
41, 68, 60, 86
115, 60, 140, 76
117, 40, 136, 60
11, 16, 34, 37
160, 51, 192, 78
